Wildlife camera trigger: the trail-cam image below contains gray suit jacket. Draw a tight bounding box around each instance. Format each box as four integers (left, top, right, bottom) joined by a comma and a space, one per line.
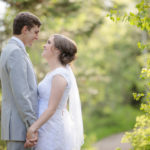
0, 38, 38, 141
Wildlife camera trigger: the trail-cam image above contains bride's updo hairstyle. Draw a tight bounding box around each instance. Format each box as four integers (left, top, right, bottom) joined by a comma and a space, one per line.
53, 34, 77, 65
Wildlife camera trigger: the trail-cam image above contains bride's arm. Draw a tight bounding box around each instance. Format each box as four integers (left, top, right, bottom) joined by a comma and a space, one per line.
27, 75, 67, 137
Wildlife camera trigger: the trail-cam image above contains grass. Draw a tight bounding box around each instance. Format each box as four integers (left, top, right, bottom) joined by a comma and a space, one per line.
0, 92, 6, 150
82, 104, 142, 149
0, 121, 6, 150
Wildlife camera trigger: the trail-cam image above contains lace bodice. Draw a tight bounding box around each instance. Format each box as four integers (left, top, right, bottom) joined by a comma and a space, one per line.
38, 67, 71, 116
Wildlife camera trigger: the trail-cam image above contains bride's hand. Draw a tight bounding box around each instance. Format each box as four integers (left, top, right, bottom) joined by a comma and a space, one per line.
27, 126, 37, 139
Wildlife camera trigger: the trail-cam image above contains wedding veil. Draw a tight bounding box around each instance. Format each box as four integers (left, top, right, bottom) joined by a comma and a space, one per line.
67, 65, 84, 149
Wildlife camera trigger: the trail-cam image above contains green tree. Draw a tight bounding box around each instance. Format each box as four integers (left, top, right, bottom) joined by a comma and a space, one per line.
109, 0, 150, 149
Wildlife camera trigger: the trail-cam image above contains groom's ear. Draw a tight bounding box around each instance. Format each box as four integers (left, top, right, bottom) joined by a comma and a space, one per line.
21, 25, 29, 34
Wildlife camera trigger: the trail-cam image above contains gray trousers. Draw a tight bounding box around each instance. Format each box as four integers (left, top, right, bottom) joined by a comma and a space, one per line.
7, 141, 34, 150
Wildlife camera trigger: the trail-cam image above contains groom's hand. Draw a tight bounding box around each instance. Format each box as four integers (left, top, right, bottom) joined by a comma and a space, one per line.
24, 131, 38, 148
24, 139, 35, 148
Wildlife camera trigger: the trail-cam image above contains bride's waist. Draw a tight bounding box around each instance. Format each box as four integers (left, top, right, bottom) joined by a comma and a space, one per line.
53, 108, 69, 116
39, 106, 68, 116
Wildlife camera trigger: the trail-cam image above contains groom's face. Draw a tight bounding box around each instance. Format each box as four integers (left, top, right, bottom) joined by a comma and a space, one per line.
23, 25, 40, 47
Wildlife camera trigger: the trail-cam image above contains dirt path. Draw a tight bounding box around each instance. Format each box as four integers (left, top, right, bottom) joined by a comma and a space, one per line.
93, 132, 131, 150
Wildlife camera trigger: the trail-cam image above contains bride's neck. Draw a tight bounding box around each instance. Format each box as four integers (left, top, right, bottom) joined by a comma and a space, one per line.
47, 59, 64, 71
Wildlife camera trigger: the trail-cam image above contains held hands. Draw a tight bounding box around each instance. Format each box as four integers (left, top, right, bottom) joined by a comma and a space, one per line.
24, 126, 38, 148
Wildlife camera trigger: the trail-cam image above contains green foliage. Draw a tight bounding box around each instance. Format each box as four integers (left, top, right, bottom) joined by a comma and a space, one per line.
108, 0, 150, 32
108, 0, 150, 149
84, 105, 141, 149
133, 92, 144, 101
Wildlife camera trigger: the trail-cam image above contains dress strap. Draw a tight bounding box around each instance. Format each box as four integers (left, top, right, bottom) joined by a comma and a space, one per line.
51, 67, 71, 89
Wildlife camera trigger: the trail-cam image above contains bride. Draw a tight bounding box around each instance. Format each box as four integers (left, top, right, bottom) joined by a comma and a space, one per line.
24, 34, 84, 150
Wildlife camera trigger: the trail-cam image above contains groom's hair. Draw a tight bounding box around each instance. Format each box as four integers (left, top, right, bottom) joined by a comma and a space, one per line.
13, 12, 41, 35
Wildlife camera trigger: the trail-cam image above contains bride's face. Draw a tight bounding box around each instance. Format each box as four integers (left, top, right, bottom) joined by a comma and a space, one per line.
42, 36, 56, 60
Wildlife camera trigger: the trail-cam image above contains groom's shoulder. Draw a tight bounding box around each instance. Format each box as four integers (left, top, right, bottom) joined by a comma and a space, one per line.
2, 40, 21, 54
1, 42, 22, 62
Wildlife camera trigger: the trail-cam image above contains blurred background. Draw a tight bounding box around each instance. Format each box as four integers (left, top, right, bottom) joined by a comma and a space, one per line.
0, 0, 149, 149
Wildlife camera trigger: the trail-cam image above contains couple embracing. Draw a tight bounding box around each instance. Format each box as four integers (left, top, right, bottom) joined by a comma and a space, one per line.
0, 12, 84, 150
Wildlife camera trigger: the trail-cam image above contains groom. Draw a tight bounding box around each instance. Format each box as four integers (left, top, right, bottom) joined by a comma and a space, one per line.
0, 12, 41, 150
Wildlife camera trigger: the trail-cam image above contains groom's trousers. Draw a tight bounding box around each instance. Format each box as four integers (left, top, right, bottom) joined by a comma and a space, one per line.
7, 141, 33, 150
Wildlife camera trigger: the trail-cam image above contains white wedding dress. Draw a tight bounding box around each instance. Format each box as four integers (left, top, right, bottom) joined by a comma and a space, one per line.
35, 67, 77, 150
